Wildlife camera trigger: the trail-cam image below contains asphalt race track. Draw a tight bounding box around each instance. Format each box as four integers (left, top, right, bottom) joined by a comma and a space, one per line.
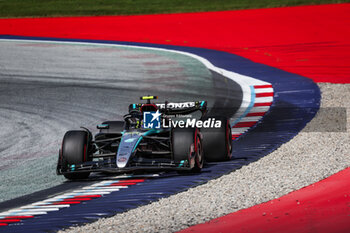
0, 40, 242, 203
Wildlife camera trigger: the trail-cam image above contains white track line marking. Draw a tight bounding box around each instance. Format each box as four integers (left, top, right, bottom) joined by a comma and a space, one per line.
231, 127, 250, 133
254, 97, 273, 103
250, 106, 271, 113
239, 116, 262, 122
254, 88, 273, 93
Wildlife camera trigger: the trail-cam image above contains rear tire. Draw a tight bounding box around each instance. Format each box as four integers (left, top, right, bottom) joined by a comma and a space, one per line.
172, 127, 203, 173
61, 130, 91, 180
201, 116, 232, 162
192, 132, 204, 173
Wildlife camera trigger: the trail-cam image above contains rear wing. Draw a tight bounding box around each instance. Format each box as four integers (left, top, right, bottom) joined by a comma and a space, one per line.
157, 101, 207, 116
129, 101, 207, 116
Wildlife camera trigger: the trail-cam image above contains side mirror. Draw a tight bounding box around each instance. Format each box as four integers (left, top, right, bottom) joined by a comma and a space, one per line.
97, 124, 109, 129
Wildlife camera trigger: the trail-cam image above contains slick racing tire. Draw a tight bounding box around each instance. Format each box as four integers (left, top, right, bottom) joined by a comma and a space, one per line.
61, 130, 91, 180
172, 127, 203, 173
201, 116, 232, 162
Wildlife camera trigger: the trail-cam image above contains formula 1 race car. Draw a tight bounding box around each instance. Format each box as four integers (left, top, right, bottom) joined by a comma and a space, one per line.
57, 96, 232, 180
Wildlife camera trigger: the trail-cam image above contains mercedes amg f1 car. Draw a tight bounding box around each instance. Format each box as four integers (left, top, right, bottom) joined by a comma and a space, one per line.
57, 96, 232, 180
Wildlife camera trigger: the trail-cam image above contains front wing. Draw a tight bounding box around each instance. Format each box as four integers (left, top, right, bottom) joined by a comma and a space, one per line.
57, 158, 192, 175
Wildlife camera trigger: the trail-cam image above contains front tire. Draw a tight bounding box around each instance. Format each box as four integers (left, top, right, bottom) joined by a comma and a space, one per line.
61, 130, 91, 180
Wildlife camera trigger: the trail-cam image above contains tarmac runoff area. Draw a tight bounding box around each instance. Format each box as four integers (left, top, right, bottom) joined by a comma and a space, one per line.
61, 83, 350, 233
0, 40, 221, 203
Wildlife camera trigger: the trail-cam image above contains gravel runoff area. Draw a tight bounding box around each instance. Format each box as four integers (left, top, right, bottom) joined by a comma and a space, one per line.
62, 83, 350, 233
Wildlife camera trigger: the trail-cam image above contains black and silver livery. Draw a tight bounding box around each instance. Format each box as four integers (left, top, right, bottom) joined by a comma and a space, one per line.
56, 96, 232, 180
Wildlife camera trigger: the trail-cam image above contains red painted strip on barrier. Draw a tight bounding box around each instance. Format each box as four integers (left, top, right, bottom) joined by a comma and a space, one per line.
254, 102, 272, 107
5, 216, 34, 219
118, 179, 145, 183
73, 195, 101, 198
0, 219, 21, 223
256, 92, 274, 97
233, 122, 257, 128
1, 4, 349, 83
246, 112, 266, 117
254, 85, 273, 89
232, 134, 241, 140
0, 223, 8, 226
180, 167, 350, 233
109, 182, 136, 186
64, 198, 92, 201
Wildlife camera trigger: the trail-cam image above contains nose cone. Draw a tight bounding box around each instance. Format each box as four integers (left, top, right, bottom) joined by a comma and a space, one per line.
116, 133, 142, 168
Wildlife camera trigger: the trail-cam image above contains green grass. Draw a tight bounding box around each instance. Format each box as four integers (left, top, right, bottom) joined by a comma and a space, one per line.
0, 0, 348, 18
